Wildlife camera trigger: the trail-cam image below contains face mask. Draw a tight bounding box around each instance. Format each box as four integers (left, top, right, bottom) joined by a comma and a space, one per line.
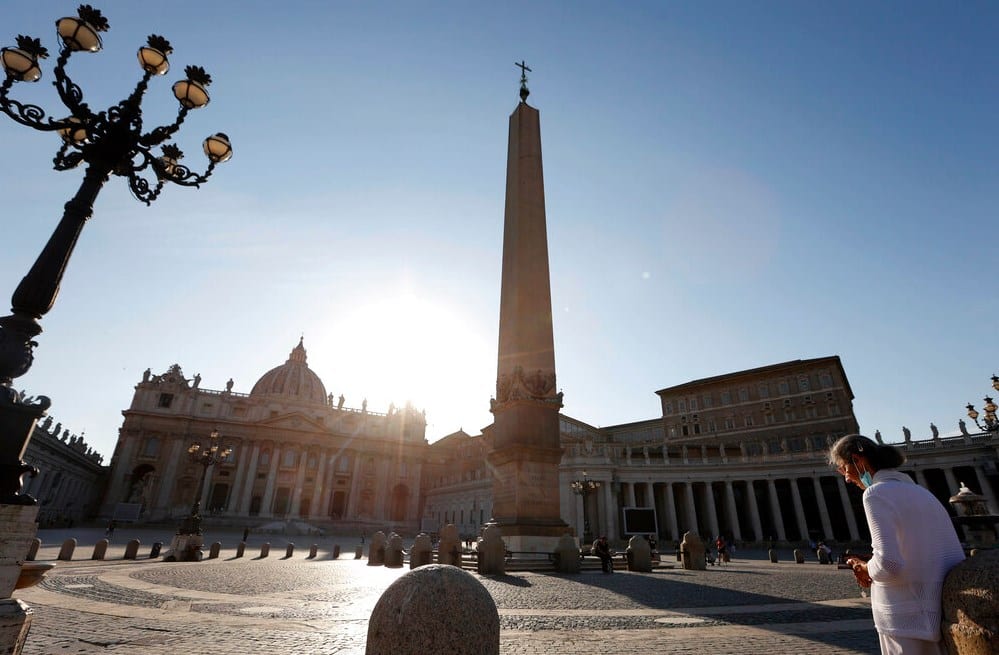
859, 470, 874, 488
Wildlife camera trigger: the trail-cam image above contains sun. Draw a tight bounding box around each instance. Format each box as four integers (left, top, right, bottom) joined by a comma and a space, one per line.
322, 293, 494, 438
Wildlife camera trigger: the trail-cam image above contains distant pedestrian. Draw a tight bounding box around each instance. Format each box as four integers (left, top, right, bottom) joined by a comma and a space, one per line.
242, 526, 250, 542
105, 519, 116, 540
593, 535, 613, 573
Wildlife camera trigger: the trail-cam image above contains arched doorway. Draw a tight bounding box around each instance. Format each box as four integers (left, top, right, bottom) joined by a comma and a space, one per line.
389, 484, 409, 522
125, 464, 155, 504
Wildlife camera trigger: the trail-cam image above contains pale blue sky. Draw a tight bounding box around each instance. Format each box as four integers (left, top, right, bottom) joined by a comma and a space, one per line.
2, 1, 997, 460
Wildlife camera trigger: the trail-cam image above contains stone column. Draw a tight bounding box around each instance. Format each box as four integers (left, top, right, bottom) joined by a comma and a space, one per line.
236, 442, 260, 515
704, 482, 720, 539
289, 450, 308, 517
913, 468, 928, 487
683, 482, 697, 536
346, 453, 365, 518
745, 480, 764, 543
767, 479, 787, 542
199, 463, 215, 507
259, 446, 281, 518
102, 436, 138, 509
836, 476, 860, 541
601, 481, 617, 539
974, 465, 999, 512
811, 477, 833, 540
319, 454, 336, 518
789, 478, 809, 541
664, 482, 679, 540
308, 449, 328, 518
942, 467, 960, 497
227, 441, 250, 513
373, 458, 391, 520
723, 480, 741, 541
154, 438, 184, 518
624, 482, 636, 508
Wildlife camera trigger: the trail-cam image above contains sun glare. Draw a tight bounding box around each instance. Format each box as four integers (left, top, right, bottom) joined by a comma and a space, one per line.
323, 293, 494, 437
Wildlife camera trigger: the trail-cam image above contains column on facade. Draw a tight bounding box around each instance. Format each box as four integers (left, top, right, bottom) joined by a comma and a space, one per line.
227, 440, 250, 513
913, 468, 928, 488
154, 438, 185, 515
290, 450, 309, 516
811, 477, 834, 540
236, 442, 260, 515
703, 482, 720, 539
601, 479, 617, 539
942, 467, 960, 497
745, 480, 764, 543
974, 465, 999, 512
835, 476, 860, 541
346, 453, 365, 518
624, 482, 636, 507
766, 478, 787, 542
789, 478, 809, 541
723, 480, 742, 541
664, 482, 679, 540
199, 463, 215, 507
682, 481, 697, 536
104, 436, 139, 506
308, 449, 328, 518
574, 490, 585, 542
259, 446, 281, 518
319, 453, 337, 517
373, 458, 391, 520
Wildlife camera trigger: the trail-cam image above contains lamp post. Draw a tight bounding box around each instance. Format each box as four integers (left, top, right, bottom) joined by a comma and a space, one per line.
180, 428, 232, 535
570, 471, 600, 544
965, 375, 999, 434
0, 5, 232, 504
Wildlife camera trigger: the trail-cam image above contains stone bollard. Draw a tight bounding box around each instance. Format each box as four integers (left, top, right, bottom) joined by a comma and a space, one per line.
476, 524, 506, 576
331, 544, 341, 559
368, 531, 386, 566
552, 534, 580, 574
769, 548, 779, 563
410, 533, 433, 570
384, 533, 404, 568
793, 549, 805, 564
26, 539, 40, 562
260, 543, 270, 559
91, 539, 109, 561
308, 544, 318, 559
817, 549, 830, 565
367, 564, 499, 655
285, 543, 295, 559
209, 542, 221, 559
437, 524, 461, 567
235, 542, 245, 558
123, 539, 141, 560
941, 549, 999, 654
150, 542, 162, 559
680, 532, 706, 571
626, 535, 652, 572
354, 544, 363, 559
57, 538, 76, 561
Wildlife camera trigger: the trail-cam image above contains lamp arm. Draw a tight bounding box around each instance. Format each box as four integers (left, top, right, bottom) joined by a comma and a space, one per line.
0, 79, 74, 133
51, 48, 92, 119
140, 107, 190, 147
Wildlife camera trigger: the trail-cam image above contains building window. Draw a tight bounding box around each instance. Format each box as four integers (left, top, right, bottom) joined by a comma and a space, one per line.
721, 391, 732, 405
678, 399, 686, 412
142, 437, 160, 457
820, 372, 833, 388
724, 417, 735, 430
758, 383, 769, 399
803, 395, 813, 404
669, 426, 677, 438
260, 450, 270, 467
805, 406, 817, 419
308, 456, 318, 469
783, 398, 792, 408
702, 394, 712, 408
708, 419, 717, 432
738, 387, 749, 402
664, 400, 673, 415
157, 393, 173, 408
681, 425, 689, 436
798, 376, 811, 392
784, 410, 795, 422
744, 416, 754, 427
765, 413, 776, 425
779, 381, 789, 395
200, 402, 213, 414
693, 423, 701, 434
829, 404, 841, 415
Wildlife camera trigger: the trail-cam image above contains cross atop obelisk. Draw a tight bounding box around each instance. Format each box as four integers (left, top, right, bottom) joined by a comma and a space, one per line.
515, 60, 531, 103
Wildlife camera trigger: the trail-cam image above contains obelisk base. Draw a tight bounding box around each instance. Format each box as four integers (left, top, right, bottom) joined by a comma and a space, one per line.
0, 504, 39, 655
0, 599, 32, 654
488, 444, 569, 553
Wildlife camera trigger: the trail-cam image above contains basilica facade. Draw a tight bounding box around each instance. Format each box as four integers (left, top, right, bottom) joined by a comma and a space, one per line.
100, 339, 428, 532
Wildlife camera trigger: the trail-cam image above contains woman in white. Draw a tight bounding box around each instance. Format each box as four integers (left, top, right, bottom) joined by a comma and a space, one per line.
828, 434, 965, 655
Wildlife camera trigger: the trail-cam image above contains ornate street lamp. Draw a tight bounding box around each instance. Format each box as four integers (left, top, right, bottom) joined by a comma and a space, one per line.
178, 428, 232, 535
0, 5, 232, 504
965, 375, 999, 434
570, 471, 600, 544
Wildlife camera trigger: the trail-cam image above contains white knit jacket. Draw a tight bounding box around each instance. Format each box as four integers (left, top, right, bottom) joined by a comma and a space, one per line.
863, 469, 965, 640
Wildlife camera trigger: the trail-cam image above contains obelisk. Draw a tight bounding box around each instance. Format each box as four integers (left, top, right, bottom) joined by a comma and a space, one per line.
486, 63, 569, 552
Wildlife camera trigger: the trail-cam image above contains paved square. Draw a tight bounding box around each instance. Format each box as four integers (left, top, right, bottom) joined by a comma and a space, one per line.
15, 529, 879, 654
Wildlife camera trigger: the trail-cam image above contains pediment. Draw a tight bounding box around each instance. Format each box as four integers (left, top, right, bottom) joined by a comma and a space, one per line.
256, 412, 327, 432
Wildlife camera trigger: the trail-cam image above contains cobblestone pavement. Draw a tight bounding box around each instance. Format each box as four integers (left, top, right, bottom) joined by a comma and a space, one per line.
15, 535, 880, 655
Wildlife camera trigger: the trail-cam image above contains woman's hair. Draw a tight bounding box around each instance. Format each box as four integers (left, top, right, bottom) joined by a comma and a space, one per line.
827, 433, 906, 470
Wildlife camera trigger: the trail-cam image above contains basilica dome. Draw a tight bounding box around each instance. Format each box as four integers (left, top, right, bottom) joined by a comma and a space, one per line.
250, 338, 328, 405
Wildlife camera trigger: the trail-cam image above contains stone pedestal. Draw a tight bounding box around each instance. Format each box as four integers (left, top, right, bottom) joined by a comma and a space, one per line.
1, 504, 39, 655
626, 535, 652, 572
476, 524, 506, 576
941, 549, 999, 655
553, 534, 580, 573
162, 534, 204, 562
681, 531, 706, 571
410, 533, 432, 569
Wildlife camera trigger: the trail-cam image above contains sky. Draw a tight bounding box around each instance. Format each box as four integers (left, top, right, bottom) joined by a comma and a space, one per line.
1, 1, 997, 461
